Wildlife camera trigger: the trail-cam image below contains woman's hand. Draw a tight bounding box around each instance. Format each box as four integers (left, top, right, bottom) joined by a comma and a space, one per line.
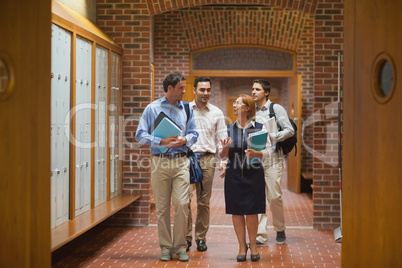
219, 137, 232, 159
245, 149, 263, 159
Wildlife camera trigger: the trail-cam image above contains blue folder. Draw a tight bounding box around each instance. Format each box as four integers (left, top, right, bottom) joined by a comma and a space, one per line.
148, 112, 182, 153
248, 130, 268, 164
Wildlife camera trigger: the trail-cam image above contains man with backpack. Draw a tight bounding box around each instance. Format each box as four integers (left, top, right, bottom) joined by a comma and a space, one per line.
135, 72, 199, 262
251, 79, 295, 245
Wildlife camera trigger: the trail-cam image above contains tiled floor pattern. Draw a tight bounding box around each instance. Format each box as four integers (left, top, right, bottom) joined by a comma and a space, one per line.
52, 174, 341, 267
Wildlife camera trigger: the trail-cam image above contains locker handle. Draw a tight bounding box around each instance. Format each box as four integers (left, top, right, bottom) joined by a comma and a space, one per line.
64, 167, 68, 173
58, 74, 61, 80
114, 154, 119, 159
55, 168, 60, 175
50, 171, 53, 176
85, 161, 89, 167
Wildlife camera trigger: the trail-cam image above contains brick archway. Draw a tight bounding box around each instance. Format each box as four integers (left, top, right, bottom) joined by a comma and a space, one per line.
146, 0, 319, 15
97, 0, 344, 229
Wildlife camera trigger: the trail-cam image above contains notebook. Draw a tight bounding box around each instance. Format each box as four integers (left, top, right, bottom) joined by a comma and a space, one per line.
248, 129, 268, 164
149, 112, 182, 153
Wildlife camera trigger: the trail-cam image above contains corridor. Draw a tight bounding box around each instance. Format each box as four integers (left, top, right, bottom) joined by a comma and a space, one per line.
52, 172, 341, 267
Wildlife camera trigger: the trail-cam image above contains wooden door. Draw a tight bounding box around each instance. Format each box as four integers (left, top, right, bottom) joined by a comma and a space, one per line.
226, 97, 237, 124
286, 75, 302, 193
183, 75, 196, 102
0, 0, 51, 267
343, 0, 402, 266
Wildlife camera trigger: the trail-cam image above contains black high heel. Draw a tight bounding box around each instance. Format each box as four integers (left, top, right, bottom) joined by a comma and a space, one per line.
236, 244, 248, 262
251, 253, 260, 262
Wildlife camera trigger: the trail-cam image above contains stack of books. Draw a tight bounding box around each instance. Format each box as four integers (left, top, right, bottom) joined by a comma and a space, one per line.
248, 129, 268, 164
148, 112, 182, 153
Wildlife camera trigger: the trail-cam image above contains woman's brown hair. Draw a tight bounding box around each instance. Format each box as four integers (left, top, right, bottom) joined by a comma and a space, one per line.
238, 94, 256, 120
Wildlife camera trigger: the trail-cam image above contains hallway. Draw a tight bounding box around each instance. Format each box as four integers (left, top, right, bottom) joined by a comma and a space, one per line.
52, 172, 341, 267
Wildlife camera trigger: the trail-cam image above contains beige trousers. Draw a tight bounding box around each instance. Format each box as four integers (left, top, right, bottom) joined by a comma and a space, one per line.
186, 154, 216, 242
257, 159, 286, 241
151, 155, 190, 254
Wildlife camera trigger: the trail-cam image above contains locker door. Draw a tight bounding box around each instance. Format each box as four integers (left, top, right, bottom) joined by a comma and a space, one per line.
100, 47, 107, 204
54, 25, 63, 223
95, 46, 108, 206
75, 37, 92, 216
50, 24, 58, 229
84, 40, 91, 212
110, 52, 121, 198
94, 50, 100, 206
60, 28, 71, 223
51, 24, 72, 228
75, 38, 84, 215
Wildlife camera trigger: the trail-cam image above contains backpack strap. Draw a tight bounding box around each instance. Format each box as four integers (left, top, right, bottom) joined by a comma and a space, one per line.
182, 101, 190, 144
269, 102, 276, 119
183, 101, 190, 123
183, 101, 203, 191
269, 102, 283, 131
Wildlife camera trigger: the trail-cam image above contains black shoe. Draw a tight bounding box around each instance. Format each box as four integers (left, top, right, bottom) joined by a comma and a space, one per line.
276, 231, 286, 244
196, 239, 207, 251
236, 245, 248, 262
251, 253, 260, 262
236, 254, 246, 262
186, 239, 192, 252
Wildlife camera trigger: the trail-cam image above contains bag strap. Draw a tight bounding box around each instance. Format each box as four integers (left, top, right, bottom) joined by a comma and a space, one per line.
183, 101, 191, 153
269, 102, 284, 132
269, 102, 276, 119
183, 101, 190, 135
183, 101, 190, 123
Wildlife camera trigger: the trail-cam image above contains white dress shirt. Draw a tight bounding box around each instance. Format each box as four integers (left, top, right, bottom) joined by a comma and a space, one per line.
190, 101, 228, 154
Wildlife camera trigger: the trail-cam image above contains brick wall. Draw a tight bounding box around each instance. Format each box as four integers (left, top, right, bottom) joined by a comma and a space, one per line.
97, 0, 343, 229
313, 0, 343, 229
97, 0, 152, 226
154, 7, 315, 169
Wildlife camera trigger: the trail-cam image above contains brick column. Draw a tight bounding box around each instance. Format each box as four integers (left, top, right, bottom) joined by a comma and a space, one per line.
97, 0, 152, 226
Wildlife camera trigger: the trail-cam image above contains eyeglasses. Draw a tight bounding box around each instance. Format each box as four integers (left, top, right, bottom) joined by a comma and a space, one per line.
233, 102, 246, 107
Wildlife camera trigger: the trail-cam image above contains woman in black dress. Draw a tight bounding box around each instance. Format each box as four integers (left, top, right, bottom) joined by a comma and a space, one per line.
219, 94, 270, 262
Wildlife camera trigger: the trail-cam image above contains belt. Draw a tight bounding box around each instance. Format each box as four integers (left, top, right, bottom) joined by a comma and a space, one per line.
154, 152, 187, 159
197, 152, 214, 157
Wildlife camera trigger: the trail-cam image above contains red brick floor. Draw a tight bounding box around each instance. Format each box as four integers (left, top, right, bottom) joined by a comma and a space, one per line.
52, 174, 341, 267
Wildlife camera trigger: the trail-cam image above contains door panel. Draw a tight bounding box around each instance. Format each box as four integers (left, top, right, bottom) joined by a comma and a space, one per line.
183, 75, 196, 102
0, 0, 51, 266
286, 76, 302, 193
226, 97, 237, 124
343, 0, 402, 266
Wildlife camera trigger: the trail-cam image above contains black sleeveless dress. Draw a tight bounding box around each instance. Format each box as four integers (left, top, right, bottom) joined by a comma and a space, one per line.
224, 122, 266, 215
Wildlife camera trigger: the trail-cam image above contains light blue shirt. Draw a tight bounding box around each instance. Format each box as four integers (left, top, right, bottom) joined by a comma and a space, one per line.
135, 97, 199, 155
